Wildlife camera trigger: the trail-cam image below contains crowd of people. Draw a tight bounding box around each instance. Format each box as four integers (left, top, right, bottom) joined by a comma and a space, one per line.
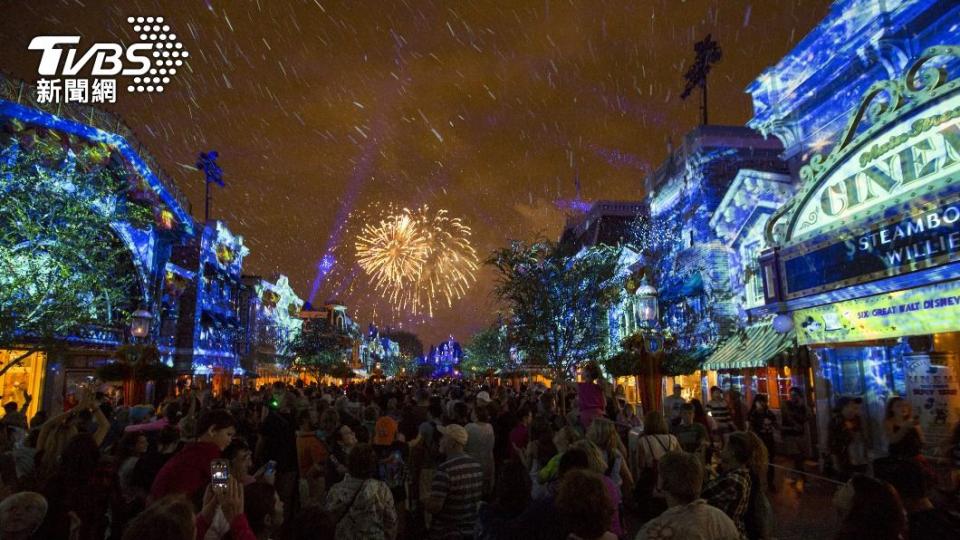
0, 360, 958, 539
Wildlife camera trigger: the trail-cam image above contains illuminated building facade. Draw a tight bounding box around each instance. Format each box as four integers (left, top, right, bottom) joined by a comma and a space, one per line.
749, 0, 960, 455
0, 74, 193, 413
423, 336, 463, 378
238, 275, 304, 376
360, 324, 401, 375
170, 221, 249, 382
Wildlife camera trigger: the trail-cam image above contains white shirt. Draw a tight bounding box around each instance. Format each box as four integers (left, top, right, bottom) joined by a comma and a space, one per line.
636, 499, 741, 540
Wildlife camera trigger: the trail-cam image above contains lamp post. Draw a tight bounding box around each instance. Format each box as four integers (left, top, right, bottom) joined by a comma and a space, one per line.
630, 273, 665, 415
130, 308, 153, 341
634, 275, 659, 329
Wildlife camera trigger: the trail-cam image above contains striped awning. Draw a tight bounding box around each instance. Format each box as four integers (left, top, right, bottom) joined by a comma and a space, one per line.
702, 322, 796, 370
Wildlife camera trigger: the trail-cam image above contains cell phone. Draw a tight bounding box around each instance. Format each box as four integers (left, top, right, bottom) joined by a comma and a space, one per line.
211, 459, 229, 491
264, 460, 276, 476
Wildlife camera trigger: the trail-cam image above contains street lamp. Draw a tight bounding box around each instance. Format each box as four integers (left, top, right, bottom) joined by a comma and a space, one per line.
130, 308, 153, 340
634, 275, 659, 327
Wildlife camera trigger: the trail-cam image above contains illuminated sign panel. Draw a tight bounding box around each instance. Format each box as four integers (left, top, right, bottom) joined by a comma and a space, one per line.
790, 93, 960, 240
793, 279, 960, 345
781, 194, 960, 297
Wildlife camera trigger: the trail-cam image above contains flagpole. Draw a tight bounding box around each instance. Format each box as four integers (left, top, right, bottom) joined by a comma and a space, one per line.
205, 178, 211, 223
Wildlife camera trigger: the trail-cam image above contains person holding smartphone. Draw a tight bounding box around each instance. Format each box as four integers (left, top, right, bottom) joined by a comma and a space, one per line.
150, 409, 237, 504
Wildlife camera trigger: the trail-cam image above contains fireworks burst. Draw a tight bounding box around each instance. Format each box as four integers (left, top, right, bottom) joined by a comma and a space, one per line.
354, 205, 478, 317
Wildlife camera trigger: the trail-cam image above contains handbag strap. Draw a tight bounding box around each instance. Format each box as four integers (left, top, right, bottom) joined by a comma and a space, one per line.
335, 479, 368, 527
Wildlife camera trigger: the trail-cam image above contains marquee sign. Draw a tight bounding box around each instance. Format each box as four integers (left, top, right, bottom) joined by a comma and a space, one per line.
790, 93, 960, 240
764, 46, 960, 300
780, 191, 960, 298
793, 278, 960, 345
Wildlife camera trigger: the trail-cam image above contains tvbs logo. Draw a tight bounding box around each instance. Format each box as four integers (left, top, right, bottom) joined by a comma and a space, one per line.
28, 16, 188, 104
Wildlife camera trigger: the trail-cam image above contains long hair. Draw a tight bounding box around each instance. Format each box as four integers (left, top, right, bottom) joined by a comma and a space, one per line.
642, 410, 668, 435
884, 396, 906, 420
835, 475, 906, 540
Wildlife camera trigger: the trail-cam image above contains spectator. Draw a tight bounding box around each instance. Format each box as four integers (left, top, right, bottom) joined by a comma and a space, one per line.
476, 459, 532, 539
569, 440, 623, 538
150, 409, 236, 503
464, 403, 496, 496
827, 397, 868, 480
729, 391, 748, 432
1, 390, 31, 430
372, 415, 407, 508
0, 491, 46, 540
747, 394, 778, 490
124, 402, 180, 434
703, 431, 754, 538
324, 443, 398, 539
833, 474, 905, 540
509, 405, 533, 462
280, 505, 335, 540
675, 403, 709, 462
587, 417, 634, 496
706, 387, 733, 443
425, 423, 483, 539
780, 387, 810, 486
635, 410, 681, 521
258, 389, 298, 520
636, 451, 739, 540
39, 433, 117, 540
874, 457, 960, 538
295, 409, 326, 505
224, 439, 258, 485
884, 397, 924, 459
617, 402, 642, 429
556, 469, 617, 540
662, 384, 686, 430
121, 495, 195, 540
245, 482, 285, 540
130, 425, 182, 495
578, 362, 607, 432
537, 425, 583, 486
326, 424, 358, 487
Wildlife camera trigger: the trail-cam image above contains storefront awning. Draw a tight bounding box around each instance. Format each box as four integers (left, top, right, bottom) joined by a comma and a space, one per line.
702, 322, 796, 370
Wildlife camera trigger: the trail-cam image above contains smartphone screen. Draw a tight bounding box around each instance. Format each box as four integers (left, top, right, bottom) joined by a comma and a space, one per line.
264, 460, 276, 475
211, 459, 229, 491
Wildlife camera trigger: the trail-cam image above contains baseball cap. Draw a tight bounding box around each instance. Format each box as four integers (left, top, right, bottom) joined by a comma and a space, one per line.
374, 416, 398, 445
476, 391, 491, 404
436, 423, 468, 446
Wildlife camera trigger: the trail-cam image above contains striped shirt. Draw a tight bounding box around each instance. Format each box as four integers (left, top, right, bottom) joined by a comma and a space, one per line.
429, 453, 483, 538
706, 398, 732, 430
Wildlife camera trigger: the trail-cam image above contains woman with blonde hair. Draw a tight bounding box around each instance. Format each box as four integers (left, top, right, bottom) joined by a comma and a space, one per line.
587, 418, 634, 496
568, 440, 623, 538
536, 425, 584, 486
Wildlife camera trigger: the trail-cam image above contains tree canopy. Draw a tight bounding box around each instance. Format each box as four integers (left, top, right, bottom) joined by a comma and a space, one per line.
487, 239, 625, 383
290, 318, 354, 380
0, 137, 144, 373
462, 323, 511, 375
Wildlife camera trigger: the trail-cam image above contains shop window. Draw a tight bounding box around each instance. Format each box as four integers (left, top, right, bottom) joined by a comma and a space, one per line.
0, 350, 45, 421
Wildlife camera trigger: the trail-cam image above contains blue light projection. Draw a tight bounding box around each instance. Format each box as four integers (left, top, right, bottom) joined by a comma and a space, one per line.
746, 0, 960, 160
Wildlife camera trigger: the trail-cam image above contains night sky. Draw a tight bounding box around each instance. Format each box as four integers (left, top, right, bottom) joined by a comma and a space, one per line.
0, 0, 831, 346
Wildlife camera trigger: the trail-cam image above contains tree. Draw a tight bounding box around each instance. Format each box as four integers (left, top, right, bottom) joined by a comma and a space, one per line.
462, 324, 511, 376
488, 239, 626, 405
0, 137, 144, 376
290, 318, 354, 380
382, 329, 424, 360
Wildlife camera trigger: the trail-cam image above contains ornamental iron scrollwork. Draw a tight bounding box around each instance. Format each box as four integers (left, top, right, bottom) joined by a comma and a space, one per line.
769, 45, 960, 246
